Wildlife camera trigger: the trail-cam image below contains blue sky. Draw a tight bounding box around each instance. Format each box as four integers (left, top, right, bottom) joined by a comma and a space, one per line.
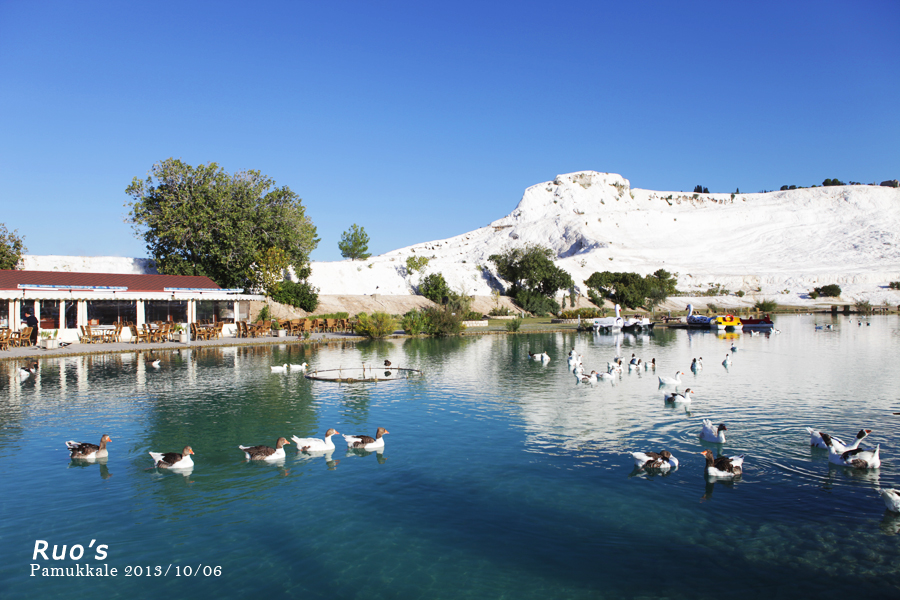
1, 1, 898, 262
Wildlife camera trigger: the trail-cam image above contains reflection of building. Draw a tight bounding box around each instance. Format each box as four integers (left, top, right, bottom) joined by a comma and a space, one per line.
0, 270, 261, 342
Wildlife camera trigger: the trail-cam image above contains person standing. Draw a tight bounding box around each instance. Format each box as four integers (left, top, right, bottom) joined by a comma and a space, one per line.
23, 308, 39, 346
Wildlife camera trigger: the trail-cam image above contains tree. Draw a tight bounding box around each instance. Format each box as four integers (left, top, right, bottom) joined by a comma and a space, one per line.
488, 244, 573, 297
693, 185, 709, 194
419, 272, 451, 304
584, 269, 677, 310
0, 223, 27, 270
125, 158, 319, 291
338, 224, 371, 260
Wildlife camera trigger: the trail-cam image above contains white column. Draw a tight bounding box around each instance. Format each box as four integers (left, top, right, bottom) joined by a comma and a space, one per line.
136, 300, 145, 327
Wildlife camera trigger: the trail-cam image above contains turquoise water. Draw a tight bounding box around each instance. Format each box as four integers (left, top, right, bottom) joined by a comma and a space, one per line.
2, 315, 899, 599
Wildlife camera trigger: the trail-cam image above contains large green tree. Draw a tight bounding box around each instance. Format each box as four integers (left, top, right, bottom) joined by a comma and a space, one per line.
126, 159, 319, 291
0, 223, 27, 270
338, 223, 371, 260
488, 244, 573, 297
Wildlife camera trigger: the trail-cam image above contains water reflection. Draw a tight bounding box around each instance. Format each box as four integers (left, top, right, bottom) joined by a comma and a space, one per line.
67, 457, 113, 479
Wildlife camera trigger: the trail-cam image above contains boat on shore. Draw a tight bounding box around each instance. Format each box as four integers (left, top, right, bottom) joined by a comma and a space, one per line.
710, 314, 743, 331
741, 314, 775, 331
686, 304, 712, 326
622, 314, 654, 332
592, 304, 625, 332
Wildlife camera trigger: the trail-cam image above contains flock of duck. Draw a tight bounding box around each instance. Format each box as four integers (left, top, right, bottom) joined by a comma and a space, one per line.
65, 427, 390, 468
528, 346, 900, 513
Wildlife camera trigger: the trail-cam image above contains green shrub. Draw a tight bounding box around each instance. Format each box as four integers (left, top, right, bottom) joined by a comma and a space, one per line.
488, 306, 513, 316
888, 281, 900, 290
257, 305, 271, 322
272, 280, 319, 312
813, 284, 842, 298
400, 309, 428, 335
707, 303, 718, 313
418, 273, 451, 304
754, 299, 778, 312
423, 306, 465, 337
559, 308, 601, 319
354, 312, 397, 339
855, 300, 873, 314
514, 289, 560, 316
735, 290, 745, 297
462, 311, 484, 321
308, 312, 349, 320
405, 255, 430, 274
505, 317, 523, 332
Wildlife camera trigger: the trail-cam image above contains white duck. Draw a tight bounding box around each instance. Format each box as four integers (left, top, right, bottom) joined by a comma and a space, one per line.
700, 419, 727, 443
289, 362, 308, 372
665, 388, 694, 404
150, 359, 161, 369
291, 428, 340, 452
628, 359, 642, 371
579, 370, 599, 384
270, 364, 288, 373
344, 427, 389, 450
239, 437, 290, 461
658, 371, 684, 386
722, 354, 732, 367
806, 428, 871, 453
540, 352, 551, 363
881, 489, 900, 513
700, 449, 744, 478
644, 358, 656, 371
691, 357, 703, 372
823, 435, 881, 469
598, 371, 615, 381
528, 351, 543, 361
628, 353, 639, 365
66, 434, 112, 460
730, 344, 738, 353
149, 446, 194, 469
18, 362, 39, 379
632, 450, 679, 470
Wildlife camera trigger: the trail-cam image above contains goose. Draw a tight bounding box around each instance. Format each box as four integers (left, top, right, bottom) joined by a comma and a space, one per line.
270, 364, 288, 373
19, 362, 39, 378
806, 428, 871, 453
629, 353, 639, 365
722, 354, 732, 367
289, 362, 309, 372
291, 428, 340, 452
66, 435, 112, 459
579, 370, 599, 384
700, 419, 727, 443
665, 388, 694, 404
149, 446, 194, 469
540, 352, 551, 363
730, 344, 738, 353
343, 427, 389, 450
691, 358, 703, 372
700, 449, 744, 477
632, 450, 679, 470
383, 360, 391, 367
598, 371, 615, 381
881, 489, 900, 513
644, 358, 656, 371
150, 359, 161, 369
628, 359, 642, 371
658, 371, 684, 386
823, 434, 881, 469
239, 437, 290, 461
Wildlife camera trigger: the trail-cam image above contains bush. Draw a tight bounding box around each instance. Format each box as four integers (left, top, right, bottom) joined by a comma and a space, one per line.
272, 280, 319, 312
514, 289, 560, 317
354, 312, 397, 339
462, 311, 484, 321
754, 299, 778, 312
735, 290, 745, 297
488, 306, 513, 316
257, 305, 271, 322
505, 317, 523, 332
707, 303, 718, 313
813, 284, 842, 298
405, 255, 430, 274
419, 272, 451, 304
423, 306, 465, 337
855, 300, 873, 314
888, 281, 900, 290
400, 309, 428, 335
308, 312, 349, 320
559, 308, 601, 319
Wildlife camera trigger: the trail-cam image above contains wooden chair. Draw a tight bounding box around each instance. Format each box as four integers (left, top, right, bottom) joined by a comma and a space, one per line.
213, 322, 224, 339
79, 326, 93, 344
15, 326, 34, 347
0, 329, 10, 351
129, 325, 150, 344
191, 323, 211, 341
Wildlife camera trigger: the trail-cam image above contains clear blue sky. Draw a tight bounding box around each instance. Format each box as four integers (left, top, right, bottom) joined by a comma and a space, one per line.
2, 1, 897, 262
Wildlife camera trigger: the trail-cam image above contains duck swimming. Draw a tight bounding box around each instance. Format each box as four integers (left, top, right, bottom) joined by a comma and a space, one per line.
239, 437, 290, 461
700, 449, 744, 478
632, 450, 679, 470
67, 434, 112, 460
700, 419, 727, 443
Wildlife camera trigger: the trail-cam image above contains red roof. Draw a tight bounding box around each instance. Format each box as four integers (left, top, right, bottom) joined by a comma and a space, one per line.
0, 270, 222, 292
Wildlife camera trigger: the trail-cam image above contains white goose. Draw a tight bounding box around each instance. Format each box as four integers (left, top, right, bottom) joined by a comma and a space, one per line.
528, 351, 543, 362
540, 352, 551, 363
291, 428, 339, 452
722, 354, 732, 367
344, 427, 389, 450
632, 450, 679, 470
150, 359, 161, 369
644, 358, 656, 371
579, 370, 599, 384
691, 357, 703, 372
823, 434, 881, 469
700, 449, 744, 478
598, 371, 615, 381
700, 419, 727, 443
881, 489, 900, 513
18, 362, 38, 379
806, 428, 871, 453
149, 446, 194, 469
730, 344, 738, 353
239, 437, 290, 461
665, 388, 694, 404
658, 371, 684, 386
270, 364, 288, 373
289, 362, 309, 372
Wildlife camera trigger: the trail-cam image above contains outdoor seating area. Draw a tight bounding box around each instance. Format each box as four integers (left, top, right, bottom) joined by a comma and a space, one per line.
233, 317, 353, 338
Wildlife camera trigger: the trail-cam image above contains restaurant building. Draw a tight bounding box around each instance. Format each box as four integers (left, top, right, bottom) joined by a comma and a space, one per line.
0, 270, 261, 342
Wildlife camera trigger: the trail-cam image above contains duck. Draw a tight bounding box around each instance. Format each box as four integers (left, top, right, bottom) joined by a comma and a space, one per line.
579, 370, 599, 384
881, 489, 900, 513
291, 428, 340, 452
66, 434, 112, 459
629, 353, 639, 365
149, 446, 194, 469
628, 359, 642, 371
239, 437, 290, 461
658, 371, 684, 386
540, 352, 551, 363
598, 371, 615, 381
665, 388, 694, 404
700, 449, 744, 477
270, 364, 288, 373
644, 358, 656, 371
730, 344, 738, 353
691, 357, 703, 372
722, 354, 732, 367
806, 428, 871, 453
289, 362, 308, 372
383, 359, 391, 367
343, 427, 389, 450
823, 435, 881, 469
700, 419, 727, 443
150, 359, 161, 369
632, 450, 679, 470
19, 362, 39, 378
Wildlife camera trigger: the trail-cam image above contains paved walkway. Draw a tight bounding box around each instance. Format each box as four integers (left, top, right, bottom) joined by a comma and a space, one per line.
1, 332, 364, 363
